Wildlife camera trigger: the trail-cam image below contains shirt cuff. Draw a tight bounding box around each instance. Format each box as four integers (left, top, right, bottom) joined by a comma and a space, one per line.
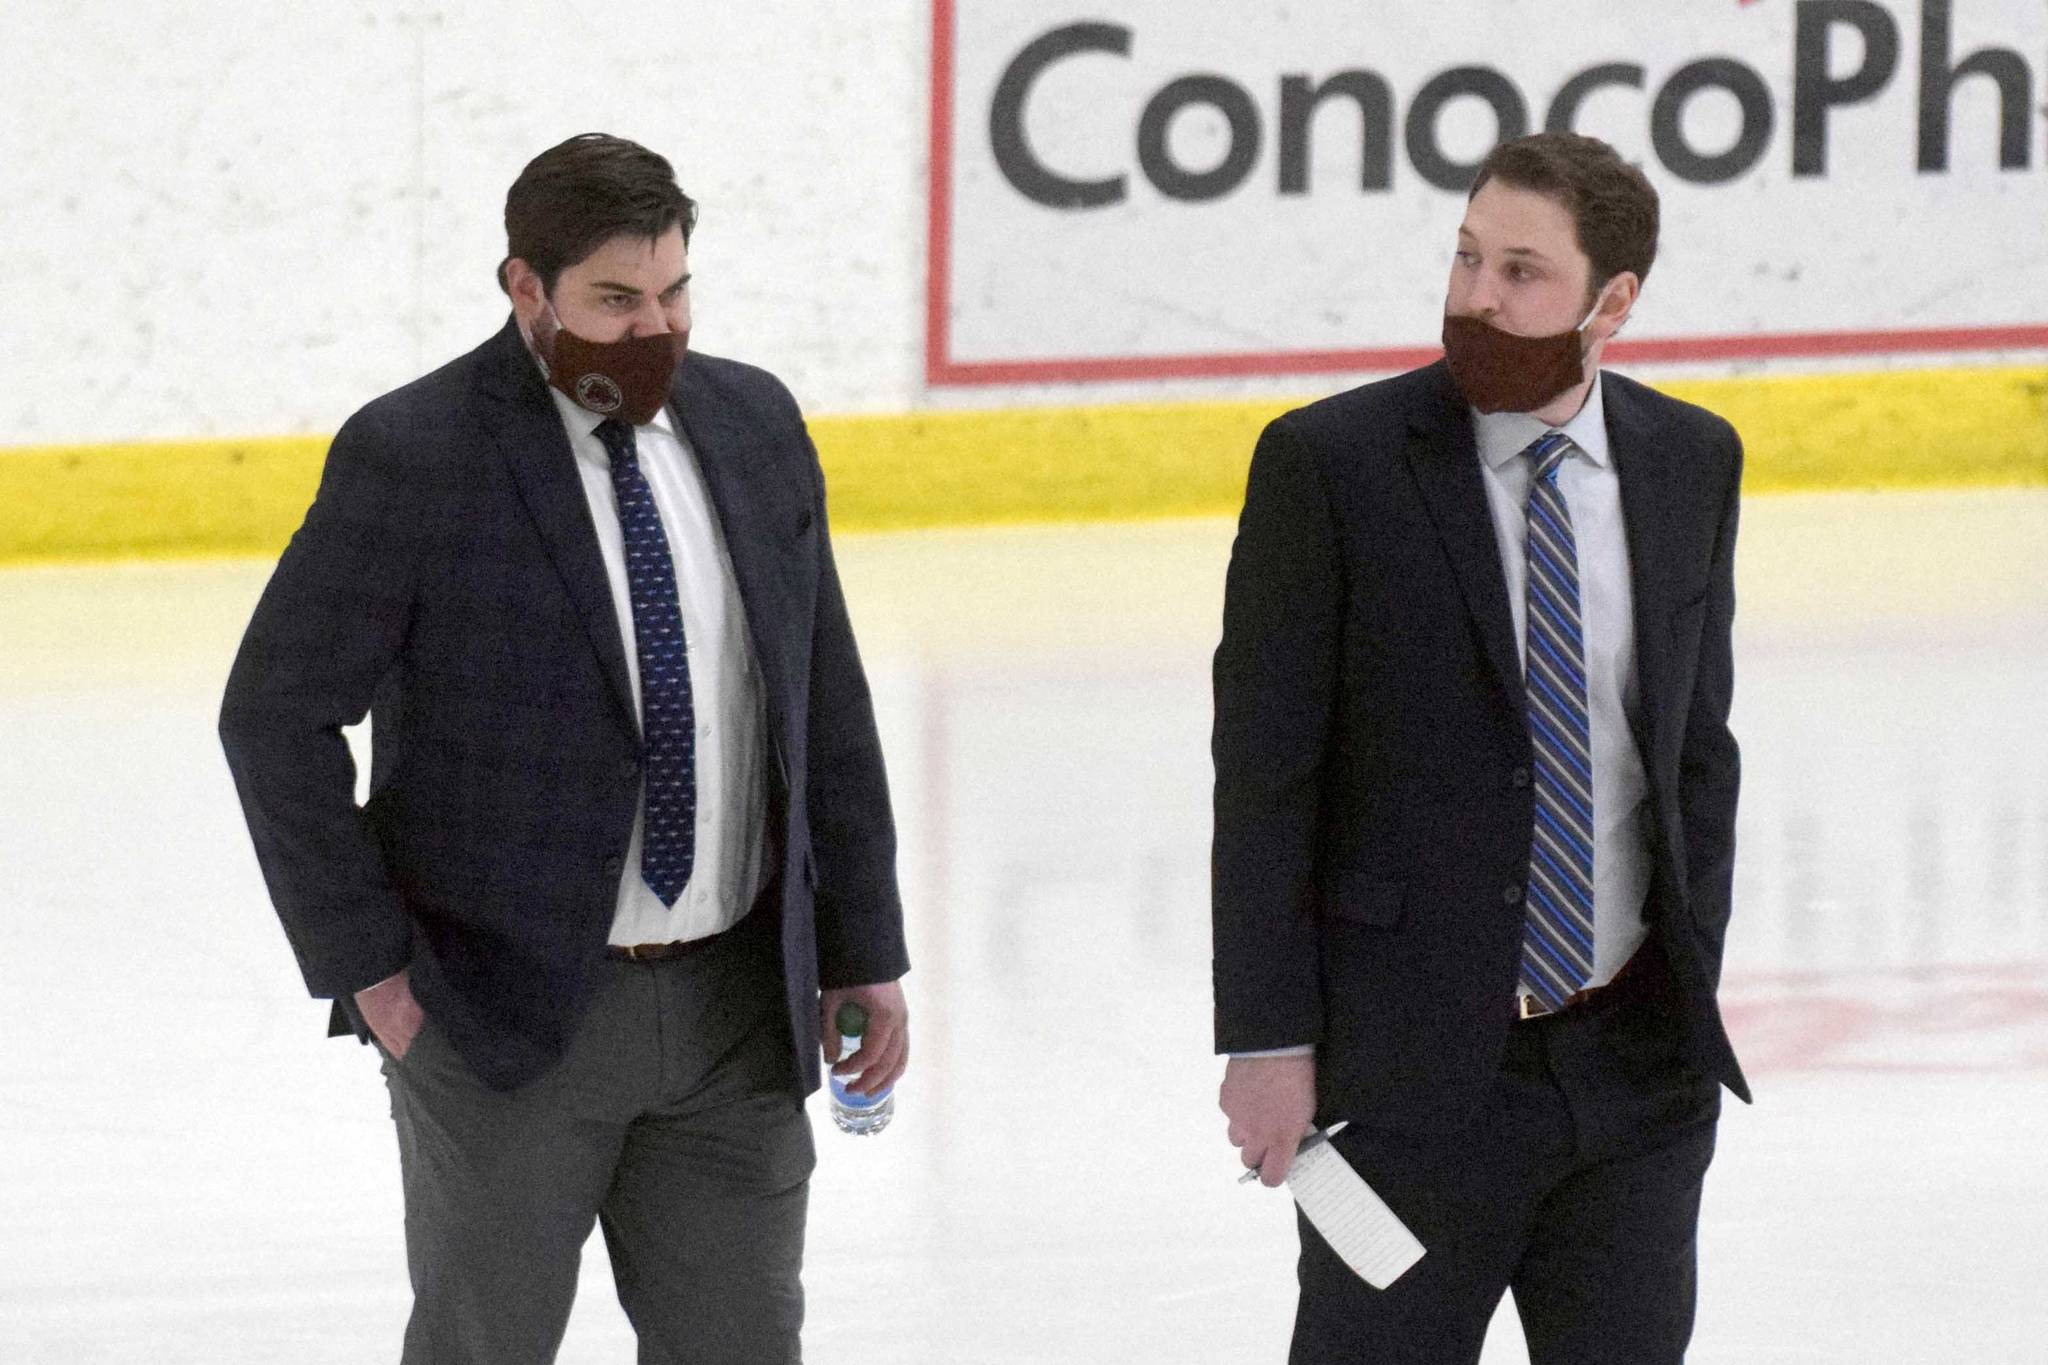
353, 967, 408, 999
1229, 1045, 1314, 1058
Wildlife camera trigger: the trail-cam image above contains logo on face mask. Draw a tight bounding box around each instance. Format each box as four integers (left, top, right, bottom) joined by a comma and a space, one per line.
532, 302, 686, 426
1441, 295, 1607, 415
573, 373, 626, 414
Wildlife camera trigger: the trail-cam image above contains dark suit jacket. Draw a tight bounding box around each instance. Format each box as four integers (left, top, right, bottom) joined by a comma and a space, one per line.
220, 317, 907, 1093
1211, 360, 1748, 1130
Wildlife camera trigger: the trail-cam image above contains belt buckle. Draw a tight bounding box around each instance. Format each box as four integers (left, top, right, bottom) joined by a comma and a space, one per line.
1517, 993, 1551, 1021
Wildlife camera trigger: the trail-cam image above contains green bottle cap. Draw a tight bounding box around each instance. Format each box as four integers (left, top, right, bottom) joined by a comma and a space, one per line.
833, 1001, 870, 1037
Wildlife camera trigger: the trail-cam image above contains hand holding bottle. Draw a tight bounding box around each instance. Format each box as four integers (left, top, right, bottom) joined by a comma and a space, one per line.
823, 989, 906, 1135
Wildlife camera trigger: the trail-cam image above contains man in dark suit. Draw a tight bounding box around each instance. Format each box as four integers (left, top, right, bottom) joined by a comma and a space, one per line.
220, 133, 908, 1364
1212, 132, 1748, 1364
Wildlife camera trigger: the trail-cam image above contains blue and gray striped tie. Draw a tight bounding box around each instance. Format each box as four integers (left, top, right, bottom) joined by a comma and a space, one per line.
1519, 431, 1596, 1008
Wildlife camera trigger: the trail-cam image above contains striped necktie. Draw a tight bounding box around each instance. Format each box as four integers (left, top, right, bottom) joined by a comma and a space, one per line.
1519, 430, 1595, 1008
594, 417, 697, 907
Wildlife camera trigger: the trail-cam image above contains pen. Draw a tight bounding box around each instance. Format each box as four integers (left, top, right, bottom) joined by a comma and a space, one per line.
1239, 1120, 1350, 1184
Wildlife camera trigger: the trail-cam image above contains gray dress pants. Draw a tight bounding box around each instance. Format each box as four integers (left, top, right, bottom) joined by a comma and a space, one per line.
378, 911, 815, 1365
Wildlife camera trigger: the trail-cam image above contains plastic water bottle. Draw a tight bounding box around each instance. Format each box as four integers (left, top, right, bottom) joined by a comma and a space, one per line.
828, 1000, 895, 1135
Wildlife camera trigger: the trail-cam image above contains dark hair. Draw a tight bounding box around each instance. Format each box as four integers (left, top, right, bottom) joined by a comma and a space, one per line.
1470, 132, 1658, 296
498, 133, 698, 294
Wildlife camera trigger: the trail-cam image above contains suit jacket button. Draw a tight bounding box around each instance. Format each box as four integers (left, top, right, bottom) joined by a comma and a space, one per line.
603, 855, 625, 877
621, 758, 641, 780
1502, 884, 1523, 905
1511, 767, 1531, 788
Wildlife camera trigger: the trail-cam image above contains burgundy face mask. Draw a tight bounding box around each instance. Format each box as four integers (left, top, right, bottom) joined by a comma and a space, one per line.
532, 304, 686, 425
1440, 299, 1602, 415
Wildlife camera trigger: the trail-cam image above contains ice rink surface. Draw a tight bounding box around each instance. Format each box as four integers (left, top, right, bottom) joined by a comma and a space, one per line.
3, 489, 2045, 1363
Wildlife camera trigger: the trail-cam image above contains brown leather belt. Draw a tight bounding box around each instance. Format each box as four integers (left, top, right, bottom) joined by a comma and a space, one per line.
606, 933, 725, 962
1516, 945, 1647, 1021
1518, 989, 1598, 1020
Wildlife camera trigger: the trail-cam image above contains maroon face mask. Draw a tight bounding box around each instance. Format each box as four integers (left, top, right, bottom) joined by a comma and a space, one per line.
1440, 300, 1602, 415
532, 305, 686, 425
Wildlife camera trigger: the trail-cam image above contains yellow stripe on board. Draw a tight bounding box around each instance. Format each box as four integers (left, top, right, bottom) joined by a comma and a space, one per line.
1664, 367, 2048, 493
2, 366, 2043, 563
0, 435, 334, 564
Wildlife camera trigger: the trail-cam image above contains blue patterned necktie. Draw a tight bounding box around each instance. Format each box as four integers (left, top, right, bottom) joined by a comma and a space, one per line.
1519, 431, 1596, 1008
595, 418, 696, 906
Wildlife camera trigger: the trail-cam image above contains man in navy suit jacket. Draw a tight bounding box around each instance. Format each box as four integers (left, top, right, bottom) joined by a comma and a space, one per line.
1213, 133, 1748, 1364
221, 133, 907, 1363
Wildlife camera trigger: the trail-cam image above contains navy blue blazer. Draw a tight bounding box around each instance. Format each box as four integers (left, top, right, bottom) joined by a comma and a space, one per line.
1211, 361, 1748, 1129
221, 317, 907, 1093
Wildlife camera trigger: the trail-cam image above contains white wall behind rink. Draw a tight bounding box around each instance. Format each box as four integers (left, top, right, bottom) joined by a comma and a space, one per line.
2, 0, 933, 446
4, 0, 2046, 450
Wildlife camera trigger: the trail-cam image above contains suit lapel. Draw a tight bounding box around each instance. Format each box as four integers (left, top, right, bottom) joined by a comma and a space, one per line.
475, 318, 639, 730
1607, 377, 1675, 767
1403, 363, 1525, 716
668, 359, 792, 735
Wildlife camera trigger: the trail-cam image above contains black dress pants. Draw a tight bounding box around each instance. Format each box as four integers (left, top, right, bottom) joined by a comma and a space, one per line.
1291, 970, 1722, 1365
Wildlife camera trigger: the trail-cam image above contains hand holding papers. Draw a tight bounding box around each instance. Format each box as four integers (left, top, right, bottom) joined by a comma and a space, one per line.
1241, 1123, 1427, 1290
1237, 1120, 1345, 1184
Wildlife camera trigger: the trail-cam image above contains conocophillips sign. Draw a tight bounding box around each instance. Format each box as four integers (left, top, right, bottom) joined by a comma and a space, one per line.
927, 0, 2048, 385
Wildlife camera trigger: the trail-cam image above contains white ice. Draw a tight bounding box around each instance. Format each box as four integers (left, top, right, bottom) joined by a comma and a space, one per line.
3, 489, 2044, 1363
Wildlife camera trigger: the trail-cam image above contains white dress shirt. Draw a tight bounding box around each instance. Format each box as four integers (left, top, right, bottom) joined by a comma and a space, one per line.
1473, 374, 1652, 993
1232, 375, 1653, 1058
544, 385, 770, 946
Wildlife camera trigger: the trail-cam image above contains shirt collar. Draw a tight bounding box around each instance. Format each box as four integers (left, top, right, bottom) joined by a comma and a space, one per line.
1472, 372, 1610, 471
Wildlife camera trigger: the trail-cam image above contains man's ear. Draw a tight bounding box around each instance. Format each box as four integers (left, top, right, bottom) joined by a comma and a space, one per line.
1590, 271, 1640, 343
503, 257, 547, 322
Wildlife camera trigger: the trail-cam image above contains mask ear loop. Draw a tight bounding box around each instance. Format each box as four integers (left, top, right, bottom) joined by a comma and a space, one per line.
1576, 285, 1616, 359
530, 296, 565, 378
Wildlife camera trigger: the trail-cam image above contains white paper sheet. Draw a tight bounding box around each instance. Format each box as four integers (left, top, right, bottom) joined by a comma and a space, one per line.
1287, 1139, 1427, 1289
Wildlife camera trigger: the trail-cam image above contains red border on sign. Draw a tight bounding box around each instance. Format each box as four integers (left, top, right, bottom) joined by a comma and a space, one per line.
925, 0, 2048, 388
